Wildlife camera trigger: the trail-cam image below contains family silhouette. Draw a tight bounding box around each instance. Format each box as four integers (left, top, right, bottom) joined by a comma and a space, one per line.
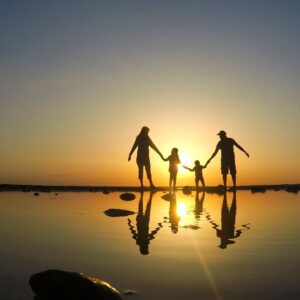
128, 127, 250, 189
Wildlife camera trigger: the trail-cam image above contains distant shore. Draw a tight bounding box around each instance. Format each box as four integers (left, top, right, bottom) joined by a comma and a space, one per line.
0, 183, 299, 194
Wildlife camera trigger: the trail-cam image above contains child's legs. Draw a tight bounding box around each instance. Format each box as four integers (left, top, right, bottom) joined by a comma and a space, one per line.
173, 172, 177, 187
200, 177, 205, 188
169, 172, 176, 188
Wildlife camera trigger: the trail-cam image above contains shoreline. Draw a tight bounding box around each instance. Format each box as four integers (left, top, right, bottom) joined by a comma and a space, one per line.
0, 183, 299, 194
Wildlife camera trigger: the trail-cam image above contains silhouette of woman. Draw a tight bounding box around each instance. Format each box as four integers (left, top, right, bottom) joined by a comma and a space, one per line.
128, 126, 164, 188
127, 192, 163, 255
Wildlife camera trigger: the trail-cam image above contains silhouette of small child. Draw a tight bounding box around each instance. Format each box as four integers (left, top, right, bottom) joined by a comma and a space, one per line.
164, 148, 181, 190
184, 160, 206, 189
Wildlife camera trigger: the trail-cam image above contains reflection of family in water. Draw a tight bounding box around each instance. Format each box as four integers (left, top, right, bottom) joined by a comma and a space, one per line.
124, 190, 251, 254
128, 127, 249, 190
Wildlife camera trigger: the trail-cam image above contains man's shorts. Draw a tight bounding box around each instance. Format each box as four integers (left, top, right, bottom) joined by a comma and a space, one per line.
221, 159, 236, 175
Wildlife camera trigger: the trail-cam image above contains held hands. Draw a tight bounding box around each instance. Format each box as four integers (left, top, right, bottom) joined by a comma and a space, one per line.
159, 153, 166, 161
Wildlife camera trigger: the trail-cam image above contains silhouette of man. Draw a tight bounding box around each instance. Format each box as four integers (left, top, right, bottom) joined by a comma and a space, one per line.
206, 130, 249, 188
211, 191, 249, 249
128, 126, 164, 188
127, 192, 162, 255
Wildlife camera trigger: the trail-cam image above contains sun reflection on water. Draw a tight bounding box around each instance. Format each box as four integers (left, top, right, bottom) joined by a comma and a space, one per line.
177, 202, 187, 217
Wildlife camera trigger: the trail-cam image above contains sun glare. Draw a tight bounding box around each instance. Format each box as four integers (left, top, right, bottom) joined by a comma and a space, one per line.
178, 151, 193, 174
177, 203, 187, 217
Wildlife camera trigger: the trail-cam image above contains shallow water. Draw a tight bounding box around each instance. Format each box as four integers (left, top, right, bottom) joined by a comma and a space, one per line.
0, 190, 299, 300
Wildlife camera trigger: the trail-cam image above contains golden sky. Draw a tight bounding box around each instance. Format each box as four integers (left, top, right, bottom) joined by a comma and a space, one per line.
0, 1, 299, 186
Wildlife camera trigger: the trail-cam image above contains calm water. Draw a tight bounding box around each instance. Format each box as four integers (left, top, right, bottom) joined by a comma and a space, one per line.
0, 190, 300, 300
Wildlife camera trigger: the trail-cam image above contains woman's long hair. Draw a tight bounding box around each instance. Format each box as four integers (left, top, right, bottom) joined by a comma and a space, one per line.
138, 126, 150, 138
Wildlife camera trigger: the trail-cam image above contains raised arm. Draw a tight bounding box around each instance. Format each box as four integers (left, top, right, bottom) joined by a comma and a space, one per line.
206, 144, 220, 165
128, 138, 138, 161
149, 137, 164, 160
233, 140, 250, 157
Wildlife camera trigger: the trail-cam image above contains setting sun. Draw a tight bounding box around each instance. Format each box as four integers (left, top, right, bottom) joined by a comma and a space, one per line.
178, 151, 194, 174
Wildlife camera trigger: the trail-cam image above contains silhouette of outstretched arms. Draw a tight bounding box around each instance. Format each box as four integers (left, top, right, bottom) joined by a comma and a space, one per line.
149, 138, 164, 160
233, 140, 250, 157
206, 144, 220, 165
183, 166, 194, 172
149, 223, 163, 241
128, 138, 138, 161
128, 218, 138, 240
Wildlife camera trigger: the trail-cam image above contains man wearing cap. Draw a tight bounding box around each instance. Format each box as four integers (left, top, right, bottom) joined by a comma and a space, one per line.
206, 130, 249, 188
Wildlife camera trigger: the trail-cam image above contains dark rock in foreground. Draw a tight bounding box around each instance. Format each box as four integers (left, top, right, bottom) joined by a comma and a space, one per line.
119, 193, 136, 201
29, 270, 123, 300
161, 193, 174, 201
104, 209, 135, 217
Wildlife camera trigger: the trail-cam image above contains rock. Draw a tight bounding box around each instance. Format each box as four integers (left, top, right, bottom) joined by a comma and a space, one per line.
123, 289, 137, 295
215, 185, 226, 194
251, 186, 266, 193
104, 209, 135, 217
119, 193, 135, 201
182, 186, 192, 195
161, 193, 174, 201
29, 269, 123, 300
285, 186, 299, 194
205, 185, 226, 194
183, 225, 200, 230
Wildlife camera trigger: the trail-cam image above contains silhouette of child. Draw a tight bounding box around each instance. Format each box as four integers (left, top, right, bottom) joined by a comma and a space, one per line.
164, 148, 181, 190
184, 160, 206, 189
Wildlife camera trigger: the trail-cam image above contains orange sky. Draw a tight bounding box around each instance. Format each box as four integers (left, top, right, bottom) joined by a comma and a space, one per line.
0, 2, 299, 186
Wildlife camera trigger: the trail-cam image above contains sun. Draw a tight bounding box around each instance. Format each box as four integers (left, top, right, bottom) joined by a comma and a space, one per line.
178, 151, 194, 174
